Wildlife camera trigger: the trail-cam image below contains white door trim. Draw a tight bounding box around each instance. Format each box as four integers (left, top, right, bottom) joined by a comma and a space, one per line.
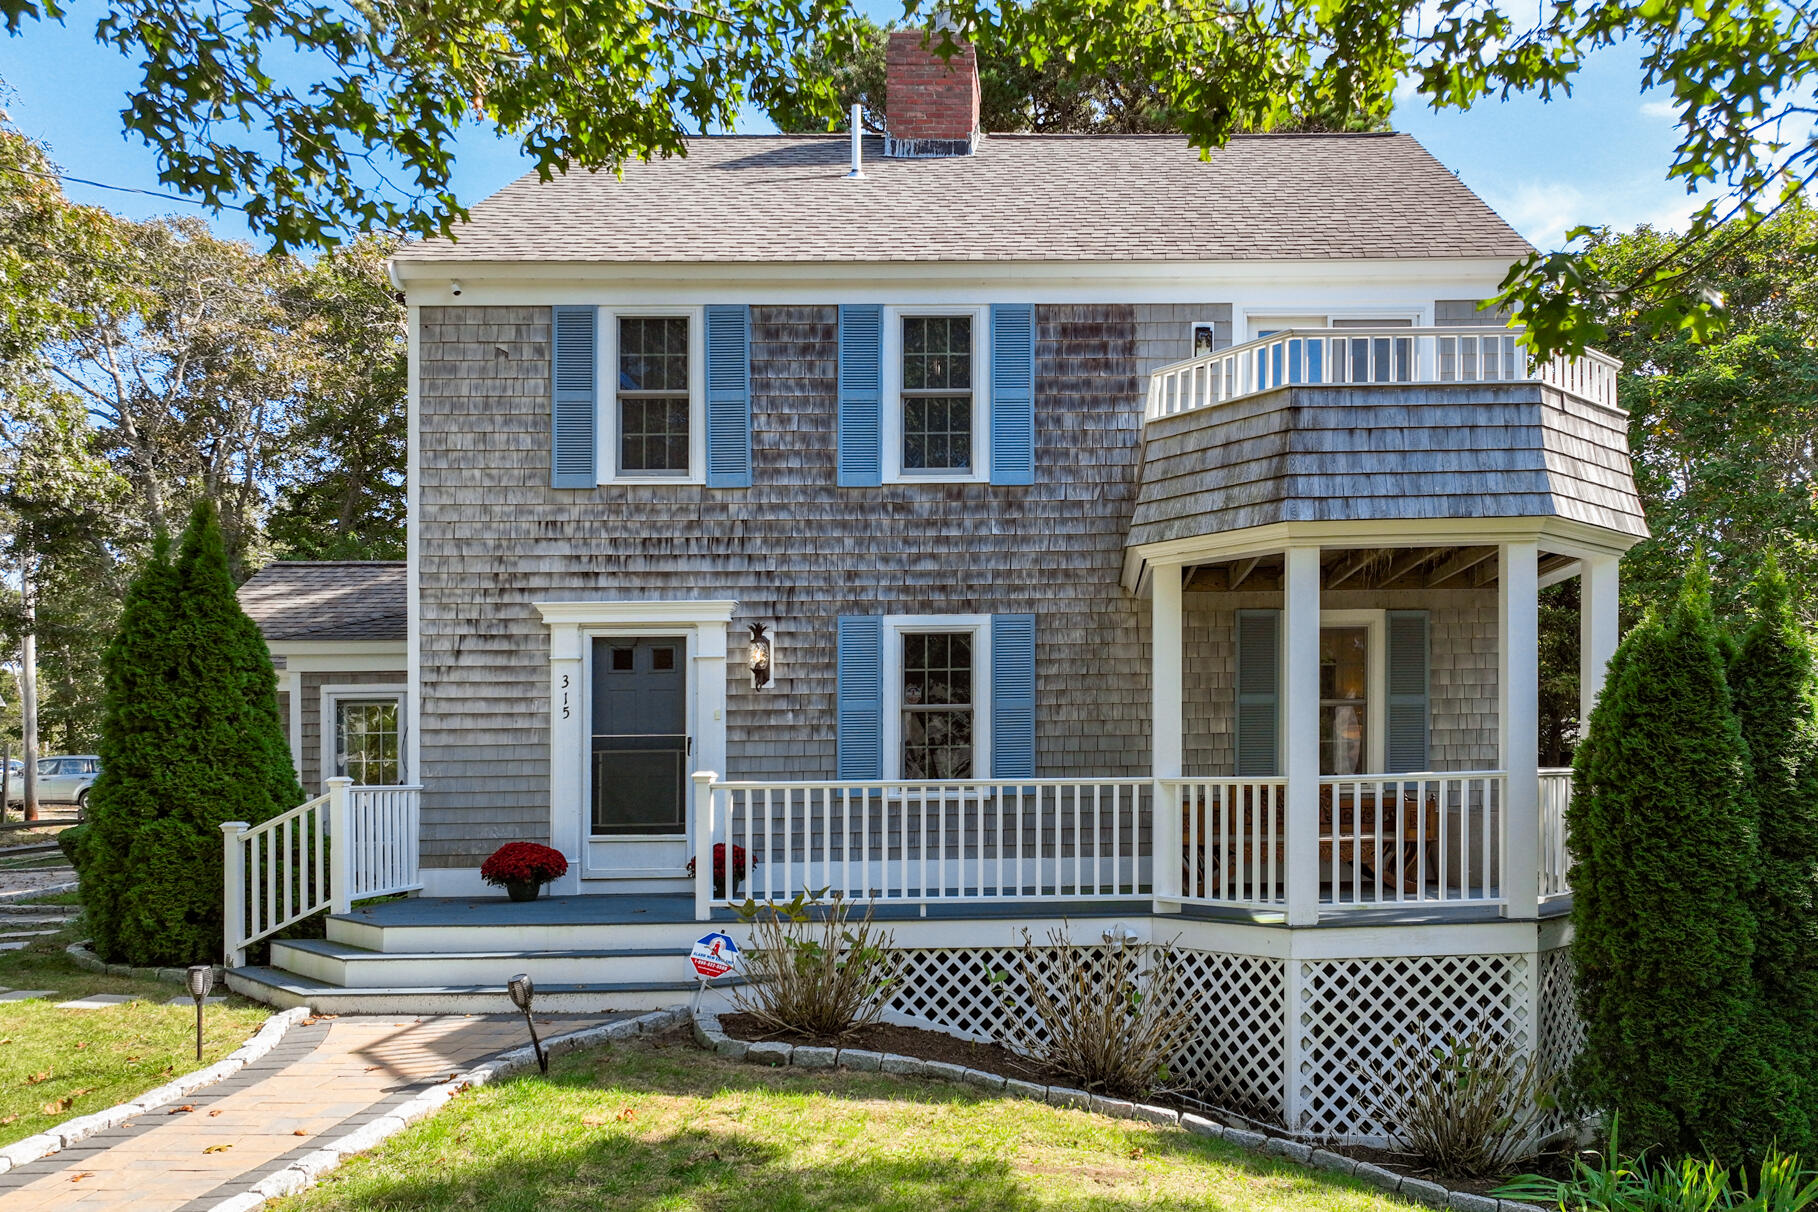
535, 599, 735, 893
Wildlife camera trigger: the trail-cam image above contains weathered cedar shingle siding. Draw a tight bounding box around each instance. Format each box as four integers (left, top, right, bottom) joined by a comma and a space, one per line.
1128, 383, 1647, 547
417, 304, 1174, 866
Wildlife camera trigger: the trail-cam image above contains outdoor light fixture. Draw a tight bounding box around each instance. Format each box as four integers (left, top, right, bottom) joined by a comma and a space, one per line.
508, 973, 547, 1073
748, 623, 772, 690
186, 965, 215, 1062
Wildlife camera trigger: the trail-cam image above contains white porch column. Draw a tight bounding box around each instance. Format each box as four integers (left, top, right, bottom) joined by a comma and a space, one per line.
1580, 552, 1621, 728
1152, 565, 1184, 780
1152, 564, 1184, 906
1500, 541, 1541, 919
1283, 545, 1322, 927
546, 625, 585, 896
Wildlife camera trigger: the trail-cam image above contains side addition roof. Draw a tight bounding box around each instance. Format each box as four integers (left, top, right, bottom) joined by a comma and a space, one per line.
237, 561, 407, 644
390, 132, 1532, 266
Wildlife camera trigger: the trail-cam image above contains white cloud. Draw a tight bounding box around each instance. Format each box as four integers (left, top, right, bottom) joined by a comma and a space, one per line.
1638, 99, 1679, 120
1482, 177, 1707, 248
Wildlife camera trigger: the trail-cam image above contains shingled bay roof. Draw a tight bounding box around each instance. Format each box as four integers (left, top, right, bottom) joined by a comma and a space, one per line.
237, 561, 407, 643
392, 132, 1531, 266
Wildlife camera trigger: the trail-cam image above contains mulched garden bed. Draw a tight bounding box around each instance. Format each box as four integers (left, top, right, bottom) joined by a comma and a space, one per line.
715, 1012, 1571, 1201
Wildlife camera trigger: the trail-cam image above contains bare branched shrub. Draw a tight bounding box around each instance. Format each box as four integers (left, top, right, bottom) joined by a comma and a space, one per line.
997, 928, 1193, 1098
731, 892, 901, 1039
1371, 1023, 1557, 1180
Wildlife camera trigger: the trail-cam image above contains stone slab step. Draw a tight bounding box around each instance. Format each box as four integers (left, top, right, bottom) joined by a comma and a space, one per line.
271, 937, 704, 989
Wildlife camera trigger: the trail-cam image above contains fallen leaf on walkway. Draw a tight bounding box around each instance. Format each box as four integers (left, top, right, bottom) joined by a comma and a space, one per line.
203, 1144, 232, 1154
293, 1130, 308, 1136
70, 1172, 94, 1183
209, 1109, 222, 1117
364, 1065, 380, 1072
26, 1070, 50, 1085
168, 1104, 197, 1115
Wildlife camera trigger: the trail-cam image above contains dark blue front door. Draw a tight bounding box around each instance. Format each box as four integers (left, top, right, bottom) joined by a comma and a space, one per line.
590, 638, 686, 835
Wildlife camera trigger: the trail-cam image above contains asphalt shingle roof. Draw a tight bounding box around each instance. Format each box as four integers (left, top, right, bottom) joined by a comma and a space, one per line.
391, 132, 1531, 265
237, 561, 407, 643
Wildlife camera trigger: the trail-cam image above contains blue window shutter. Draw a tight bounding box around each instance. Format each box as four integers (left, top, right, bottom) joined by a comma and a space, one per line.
550, 306, 597, 488
837, 305, 883, 487
836, 616, 884, 779
704, 305, 752, 488
991, 614, 1036, 778
1386, 610, 1431, 773
1235, 609, 1281, 777
990, 304, 1036, 485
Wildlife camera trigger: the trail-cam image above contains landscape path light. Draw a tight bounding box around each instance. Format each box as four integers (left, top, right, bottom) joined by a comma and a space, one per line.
508, 973, 548, 1073
186, 965, 215, 1061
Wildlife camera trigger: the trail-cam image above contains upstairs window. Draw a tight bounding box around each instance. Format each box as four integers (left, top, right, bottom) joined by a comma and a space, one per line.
901, 631, 975, 779
900, 315, 974, 473
617, 316, 691, 475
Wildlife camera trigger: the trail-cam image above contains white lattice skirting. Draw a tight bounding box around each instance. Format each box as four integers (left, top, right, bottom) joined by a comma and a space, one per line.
888, 940, 1582, 1143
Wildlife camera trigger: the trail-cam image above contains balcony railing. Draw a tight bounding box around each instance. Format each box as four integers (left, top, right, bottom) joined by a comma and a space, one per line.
1539, 767, 1573, 902
1145, 327, 1622, 421
693, 769, 1539, 920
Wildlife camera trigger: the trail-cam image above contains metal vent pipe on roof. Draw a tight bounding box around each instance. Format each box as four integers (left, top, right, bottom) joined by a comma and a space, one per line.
846, 104, 865, 179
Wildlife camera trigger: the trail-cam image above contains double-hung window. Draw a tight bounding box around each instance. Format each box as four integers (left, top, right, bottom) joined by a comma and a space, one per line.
615, 315, 693, 476
901, 631, 975, 779
900, 315, 974, 474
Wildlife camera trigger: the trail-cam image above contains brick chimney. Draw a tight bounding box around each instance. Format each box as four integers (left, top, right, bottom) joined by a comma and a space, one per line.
884, 29, 981, 157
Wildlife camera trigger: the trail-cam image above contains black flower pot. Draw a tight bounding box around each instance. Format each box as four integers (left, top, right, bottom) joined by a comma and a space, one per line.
505, 879, 542, 903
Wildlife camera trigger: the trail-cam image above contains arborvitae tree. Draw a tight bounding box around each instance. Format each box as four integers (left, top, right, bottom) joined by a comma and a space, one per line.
80, 501, 301, 965
1729, 553, 1818, 1149
1567, 560, 1780, 1163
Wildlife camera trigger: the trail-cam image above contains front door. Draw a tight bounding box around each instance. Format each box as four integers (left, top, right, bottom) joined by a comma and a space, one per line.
590, 637, 687, 838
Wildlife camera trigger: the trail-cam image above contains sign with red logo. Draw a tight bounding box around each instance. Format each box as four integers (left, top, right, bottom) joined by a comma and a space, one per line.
690, 931, 740, 980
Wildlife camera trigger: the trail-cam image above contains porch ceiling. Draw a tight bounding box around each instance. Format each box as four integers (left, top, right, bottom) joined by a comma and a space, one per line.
1181, 546, 1581, 592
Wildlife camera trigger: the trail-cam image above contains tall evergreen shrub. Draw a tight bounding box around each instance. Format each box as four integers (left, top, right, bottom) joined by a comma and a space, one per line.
81, 501, 302, 965
1728, 554, 1818, 1149
1567, 561, 1777, 1162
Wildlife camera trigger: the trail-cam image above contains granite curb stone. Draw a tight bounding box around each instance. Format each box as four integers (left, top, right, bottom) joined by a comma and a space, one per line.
65, 941, 226, 988
0, 1004, 309, 1177
687, 1008, 1551, 1212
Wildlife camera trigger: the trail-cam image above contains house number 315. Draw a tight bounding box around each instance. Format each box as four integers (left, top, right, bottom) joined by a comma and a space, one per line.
561, 673, 570, 719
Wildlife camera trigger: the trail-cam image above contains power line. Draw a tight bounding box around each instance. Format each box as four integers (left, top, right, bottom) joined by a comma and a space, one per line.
10, 165, 248, 213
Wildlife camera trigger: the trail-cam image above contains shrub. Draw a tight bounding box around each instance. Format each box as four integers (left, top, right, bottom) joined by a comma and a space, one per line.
731, 892, 900, 1039
1369, 1023, 1555, 1180
1498, 1120, 1818, 1211
55, 822, 86, 871
1567, 559, 1776, 1163
996, 928, 1192, 1099
1729, 553, 1818, 1153
479, 842, 568, 888
80, 502, 303, 966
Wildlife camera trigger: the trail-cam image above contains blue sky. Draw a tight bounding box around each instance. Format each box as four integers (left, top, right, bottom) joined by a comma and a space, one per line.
0, 8, 1700, 252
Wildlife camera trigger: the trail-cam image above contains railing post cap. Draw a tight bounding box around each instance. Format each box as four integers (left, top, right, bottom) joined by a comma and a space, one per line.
691, 770, 720, 784
326, 776, 354, 787
220, 821, 250, 834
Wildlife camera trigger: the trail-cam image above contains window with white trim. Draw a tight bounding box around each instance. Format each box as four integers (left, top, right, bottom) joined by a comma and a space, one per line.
333, 696, 404, 785
883, 615, 993, 779
1317, 610, 1386, 775
883, 306, 988, 483
616, 315, 691, 474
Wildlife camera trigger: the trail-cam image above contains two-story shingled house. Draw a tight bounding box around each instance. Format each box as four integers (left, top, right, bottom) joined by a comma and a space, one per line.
224, 32, 1643, 1142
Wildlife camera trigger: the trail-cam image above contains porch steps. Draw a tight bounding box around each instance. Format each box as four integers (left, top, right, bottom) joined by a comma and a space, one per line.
226, 962, 740, 1015
270, 937, 703, 990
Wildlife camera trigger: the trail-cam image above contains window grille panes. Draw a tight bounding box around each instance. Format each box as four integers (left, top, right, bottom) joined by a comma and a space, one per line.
902, 631, 974, 779
1319, 628, 1368, 775
901, 316, 973, 471
618, 316, 690, 473
336, 699, 402, 786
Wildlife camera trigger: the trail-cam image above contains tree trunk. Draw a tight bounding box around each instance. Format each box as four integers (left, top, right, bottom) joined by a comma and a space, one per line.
20, 560, 39, 823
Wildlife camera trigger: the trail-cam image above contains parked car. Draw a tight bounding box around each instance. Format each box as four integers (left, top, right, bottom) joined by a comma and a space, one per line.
3, 755, 100, 810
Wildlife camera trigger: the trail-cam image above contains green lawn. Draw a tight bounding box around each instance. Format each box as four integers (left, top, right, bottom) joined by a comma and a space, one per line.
0, 901, 270, 1147
273, 1032, 1415, 1212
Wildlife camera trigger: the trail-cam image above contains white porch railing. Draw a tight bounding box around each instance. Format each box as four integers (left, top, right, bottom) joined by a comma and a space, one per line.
221, 779, 422, 967
1539, 767, 1573, 902
1144, 327, 1622, 420
692, 775, 1153, 915
1161, 772, 1506, 911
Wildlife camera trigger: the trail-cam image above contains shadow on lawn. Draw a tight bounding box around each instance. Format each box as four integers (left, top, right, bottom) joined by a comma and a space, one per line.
312, 1044, 1364, 1212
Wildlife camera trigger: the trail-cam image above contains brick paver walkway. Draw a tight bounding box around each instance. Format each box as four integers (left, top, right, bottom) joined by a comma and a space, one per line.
0, 1012, 624, 1210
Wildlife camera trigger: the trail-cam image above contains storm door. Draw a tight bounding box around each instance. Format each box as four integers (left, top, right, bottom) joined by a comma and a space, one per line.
590, 638, 687, 835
